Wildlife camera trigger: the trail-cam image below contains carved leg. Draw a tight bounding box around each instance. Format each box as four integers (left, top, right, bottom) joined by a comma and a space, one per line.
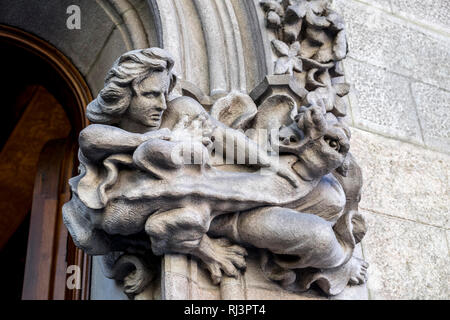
295, 256, 369, 295
145, 206, 210, 255
210, 206, 352, 270
62, 193, 114, 255
144, 206, 247, 284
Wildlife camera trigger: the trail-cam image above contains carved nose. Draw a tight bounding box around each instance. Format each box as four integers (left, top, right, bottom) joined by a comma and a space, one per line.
281, 137, 290, 145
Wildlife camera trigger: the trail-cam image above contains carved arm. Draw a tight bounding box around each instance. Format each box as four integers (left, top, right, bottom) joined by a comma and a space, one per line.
79, 124, 171, 162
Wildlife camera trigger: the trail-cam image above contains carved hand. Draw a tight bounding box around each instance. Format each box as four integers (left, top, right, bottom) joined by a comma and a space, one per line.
142, 127, 172, 142
296, 105, 328, 141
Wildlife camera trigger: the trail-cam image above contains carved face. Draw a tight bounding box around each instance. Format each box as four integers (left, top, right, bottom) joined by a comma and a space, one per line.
296, 123, 350, 180
275, 121, 350, 181
128, 71, 171, 129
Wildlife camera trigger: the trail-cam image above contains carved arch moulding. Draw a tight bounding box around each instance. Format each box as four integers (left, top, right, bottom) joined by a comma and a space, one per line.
63, 0, 368, 299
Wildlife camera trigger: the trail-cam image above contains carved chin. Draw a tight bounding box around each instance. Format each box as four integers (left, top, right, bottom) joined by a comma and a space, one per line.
141, 118, 161, 128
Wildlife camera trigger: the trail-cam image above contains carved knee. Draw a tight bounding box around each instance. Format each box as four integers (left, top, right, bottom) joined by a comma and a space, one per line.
102, 199, 154, 235
145, 207, 211, 255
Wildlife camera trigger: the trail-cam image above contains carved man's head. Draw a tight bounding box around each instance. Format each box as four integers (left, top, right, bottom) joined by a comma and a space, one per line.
86, 48, 177, 130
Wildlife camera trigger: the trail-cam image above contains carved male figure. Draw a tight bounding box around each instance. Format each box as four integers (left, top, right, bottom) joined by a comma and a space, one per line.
63, 47, 368, 296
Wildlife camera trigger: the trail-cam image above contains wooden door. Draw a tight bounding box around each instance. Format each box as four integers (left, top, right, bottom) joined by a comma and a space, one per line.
21, 139, 91, 300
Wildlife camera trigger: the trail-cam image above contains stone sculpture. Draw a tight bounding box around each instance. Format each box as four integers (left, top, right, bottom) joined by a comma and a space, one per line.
63, 0, 368, 299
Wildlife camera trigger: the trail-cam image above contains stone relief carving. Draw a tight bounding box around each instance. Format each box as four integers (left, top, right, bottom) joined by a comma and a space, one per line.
63, 0, 368, 299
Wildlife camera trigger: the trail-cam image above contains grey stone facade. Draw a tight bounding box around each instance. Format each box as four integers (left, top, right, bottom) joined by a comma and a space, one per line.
332, 0, 449, 299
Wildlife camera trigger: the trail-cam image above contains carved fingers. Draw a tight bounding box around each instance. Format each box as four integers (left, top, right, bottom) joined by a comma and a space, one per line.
197, 237, 248, 285
296, 104, 327, 140
143, 127, 172, 141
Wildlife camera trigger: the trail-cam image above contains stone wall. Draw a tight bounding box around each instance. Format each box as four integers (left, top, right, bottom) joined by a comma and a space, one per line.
332, 0, 449, 299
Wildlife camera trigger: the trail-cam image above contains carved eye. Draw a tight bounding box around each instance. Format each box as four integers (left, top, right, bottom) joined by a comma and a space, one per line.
144, 91, 160, 98
325, 136, 340, 152
289, 136, 297, 143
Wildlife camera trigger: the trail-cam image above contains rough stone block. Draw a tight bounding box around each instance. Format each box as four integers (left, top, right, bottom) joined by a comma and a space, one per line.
411, 82, 450, 153
361, 210, 449, 299
351, 128, 450, 229
344, 58, 423, 144
334, 0, 450, 91
390, 0, 450, 33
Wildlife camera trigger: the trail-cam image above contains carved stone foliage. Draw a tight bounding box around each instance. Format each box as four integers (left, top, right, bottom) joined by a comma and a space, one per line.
259, 0, 350, 120
63, 0, 367, 300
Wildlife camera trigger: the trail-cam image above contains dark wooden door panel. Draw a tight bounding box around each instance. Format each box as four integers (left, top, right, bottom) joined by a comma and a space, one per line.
22, 139, 91, 300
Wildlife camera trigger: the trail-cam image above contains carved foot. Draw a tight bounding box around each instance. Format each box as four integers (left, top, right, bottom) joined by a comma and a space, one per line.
348, 257, 369, 285
194, 237, 248, 285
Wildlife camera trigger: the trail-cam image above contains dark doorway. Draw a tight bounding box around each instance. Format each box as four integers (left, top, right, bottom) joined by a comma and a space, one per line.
0, 25, 92, 300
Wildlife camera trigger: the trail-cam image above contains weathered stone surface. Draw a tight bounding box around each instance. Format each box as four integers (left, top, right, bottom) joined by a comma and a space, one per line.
333, 0, 450, 91
162, 248, 367, 300
411, 82, 450, 153
361, 210, 449, 299
390, 0, 450, 33
86, 27, 128, 95
354, 0, 392, 11
0, 0, 115, 75
162, 255, 221, 300
344, 58, 423, 144
351, 128, 450, 229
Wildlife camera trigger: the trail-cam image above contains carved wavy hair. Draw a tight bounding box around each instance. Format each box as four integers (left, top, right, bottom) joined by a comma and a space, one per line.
86, 47, 177, 124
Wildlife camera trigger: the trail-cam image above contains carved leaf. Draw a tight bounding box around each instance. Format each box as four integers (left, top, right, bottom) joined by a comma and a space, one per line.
289, 41, 301, 56
260, 0, 283, 14
313, 43, 334, 64
283, 21, 303, 43
333, 83, 350, 97
272, 39, 290, 57
306, 27, 329, 46
285, 1, 308, 22
331, 61, 345, 77
274, 56, 291, 74
308, 0, 329, 14
333, 30, 348, 61
332, 96, 348, 117
307, 68, 326, 88
305, 10, 330, 28
267, 11, 282, 27
327, 10, 345, 31
299, 39, 319, 59
302, 57, 335, 70
293, 57, 303, 73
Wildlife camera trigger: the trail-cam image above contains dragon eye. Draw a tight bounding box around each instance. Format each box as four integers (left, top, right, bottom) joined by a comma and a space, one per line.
325, 137, 340, 152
